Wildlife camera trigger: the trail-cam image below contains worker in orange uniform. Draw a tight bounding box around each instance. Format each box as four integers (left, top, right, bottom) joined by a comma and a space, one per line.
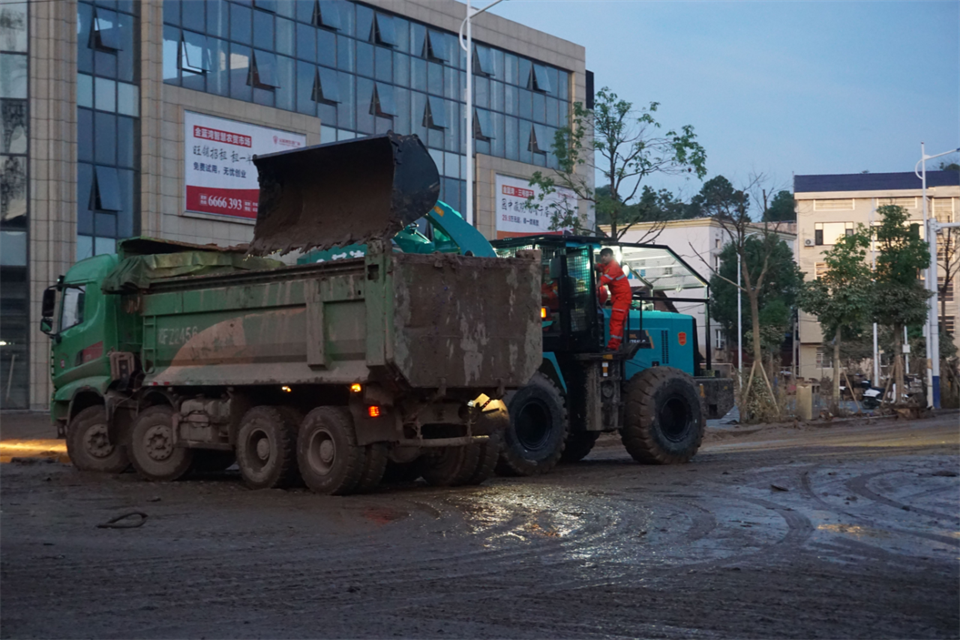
596, 247, 632, 351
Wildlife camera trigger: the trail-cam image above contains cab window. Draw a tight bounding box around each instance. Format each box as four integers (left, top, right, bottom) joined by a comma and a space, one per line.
60, 286, 86, 331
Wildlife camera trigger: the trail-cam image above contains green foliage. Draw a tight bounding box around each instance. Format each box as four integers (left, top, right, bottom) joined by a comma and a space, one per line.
763, 190, 796, 222
872, 205, 930, 327
687, 176, 747, 220
799, 227, 873, 340
527, 87, 707, 238
710, 235, 803, 350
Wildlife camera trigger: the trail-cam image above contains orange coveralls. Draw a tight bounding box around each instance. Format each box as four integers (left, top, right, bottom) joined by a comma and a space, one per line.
597, 260, 632, 349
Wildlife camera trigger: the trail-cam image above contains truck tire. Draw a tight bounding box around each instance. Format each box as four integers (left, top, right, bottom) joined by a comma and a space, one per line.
463, 433, 501, 486
129, 405, 194, 481
621, 367, 704, 465
297, 407, 367, 495
356, 443, 388, 492
66, 405, 130, 473
420, 443, 481, 487
496, 373, 567, 476
236, 406, 299, 490
560, 431, 600, 464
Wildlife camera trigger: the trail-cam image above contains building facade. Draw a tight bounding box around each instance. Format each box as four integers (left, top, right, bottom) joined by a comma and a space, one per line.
1, 0, 592, 411
616, 219, 797, 376
794, 170, 960, 381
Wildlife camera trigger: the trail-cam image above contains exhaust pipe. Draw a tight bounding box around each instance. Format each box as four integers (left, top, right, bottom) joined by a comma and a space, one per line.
249, 133, 440, 256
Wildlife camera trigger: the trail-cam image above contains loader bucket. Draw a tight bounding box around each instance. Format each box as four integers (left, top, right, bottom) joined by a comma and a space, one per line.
248, 133, 440, 256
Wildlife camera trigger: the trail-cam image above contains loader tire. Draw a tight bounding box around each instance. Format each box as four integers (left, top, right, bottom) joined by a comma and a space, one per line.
66, 405, 130, 474
236, 406, 299, 490
463, 432, 501, 486
297, 407, 366, 495
356, 443, 388, 492
621, 367, 704, 465
129, 405, 194, 482
420, 442, 480, 487
497, 373, 567, 476
560, 431, 600, 464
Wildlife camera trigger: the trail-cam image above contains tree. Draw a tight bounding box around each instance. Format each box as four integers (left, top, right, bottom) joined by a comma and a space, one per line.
527, 87, 707, 240
936, 227, 959, 335
687, 176, 743, 219
871, 205, 931, 402
763, 190, 796, 222
799, 227, 873, 411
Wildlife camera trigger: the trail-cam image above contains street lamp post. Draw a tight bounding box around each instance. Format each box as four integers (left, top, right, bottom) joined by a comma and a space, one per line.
459, 0, 507, 227
915, 143, 960, 409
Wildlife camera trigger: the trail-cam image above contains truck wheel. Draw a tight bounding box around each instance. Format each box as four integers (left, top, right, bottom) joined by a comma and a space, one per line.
496, 373, 567, 476
297, 407, 367, 495
560, 431, 600, 464
420, 443, 481, 487
236, 406, 299, 490
66, 405, 129, 473
621, 367, 704, 465
129, 405, 194, 481
463, 433, 501, 486
356, 443, 388, 492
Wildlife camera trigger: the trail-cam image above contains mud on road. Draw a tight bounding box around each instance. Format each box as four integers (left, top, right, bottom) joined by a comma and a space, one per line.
2, 416, 958, 639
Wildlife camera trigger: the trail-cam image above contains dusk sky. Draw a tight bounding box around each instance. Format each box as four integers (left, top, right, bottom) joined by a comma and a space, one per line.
483, 0, 960, 198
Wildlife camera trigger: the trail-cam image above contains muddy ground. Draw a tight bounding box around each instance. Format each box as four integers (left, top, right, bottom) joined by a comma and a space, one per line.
2, 415, 958, 639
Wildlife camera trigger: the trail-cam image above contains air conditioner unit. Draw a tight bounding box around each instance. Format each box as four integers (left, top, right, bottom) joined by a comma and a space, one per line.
804, 238, 814, 247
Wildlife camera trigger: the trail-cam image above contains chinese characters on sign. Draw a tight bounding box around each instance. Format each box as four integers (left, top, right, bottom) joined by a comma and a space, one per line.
494, 174, 578, 239
183, 112, 306, 219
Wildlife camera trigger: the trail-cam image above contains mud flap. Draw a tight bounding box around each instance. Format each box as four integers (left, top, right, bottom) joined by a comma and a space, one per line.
249, 133, 440, 256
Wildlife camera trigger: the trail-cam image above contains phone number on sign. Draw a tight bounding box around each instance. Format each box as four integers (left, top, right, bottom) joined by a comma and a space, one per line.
202, 195, 246, 210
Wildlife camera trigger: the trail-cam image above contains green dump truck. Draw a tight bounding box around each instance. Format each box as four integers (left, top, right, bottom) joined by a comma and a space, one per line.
41, 134, 542, 494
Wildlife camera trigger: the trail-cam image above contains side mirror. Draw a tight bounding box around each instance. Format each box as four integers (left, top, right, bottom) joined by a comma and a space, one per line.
549, 256, 563, 280
40, 317, 54, 336
40, 286, 57, 336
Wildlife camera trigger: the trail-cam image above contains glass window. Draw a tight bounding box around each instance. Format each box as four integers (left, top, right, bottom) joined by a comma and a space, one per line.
77, 108, 94, 162
532, 64, 552, 93
251, 50, 279, 87
296, 22, 315, 62
117, 116, 135, 169
491, 112, 504, 157
94, 165, 122, 211
60, 287, 86, 331
519, 88, 532, 120
254, 0, 277, 12
444, 151, 460, 179
558, 71, 568, 101
393, 51, 409, 87
95, 212, 117, 238
317, 1, 341, 30
317, 100, 335, 125
317, 28, 335, 65
474, 45, 493, 76
356, 77, 373, 133
253, 9, 273, 50
230, 3, 251, 45
0, 99, 27, 154
116, 12, 135, 82
0, 54, 27, 98
316, 66, 339, 102
532, 91, 545, 123
94, 77, 115, 112
373, 82, 395, 116
0, 3, 28, 53
490, 79, 503, 113
92, 9, 121, 51
546, 96, 559, 127
0, 154, 26, 221
519, 58, 532, 88
394, 85, 410, 134
372, 14, 396, 47
181, 30, 208, 72
162, 25, 179, 84
530, 123, 549, 154
205, 37, 229, 96
504, 52, 517, 85
355, 4, 373, 40
337, 34, 354, 72
425, 95, 446, 129
518, 119, 532, 164
411, 57, 426, 92
296, 60, 316, 115
475, 76, 489, 109
491, 48, 504, 80
356, 41, 373, 77
207, 0, 229, 39
78, 3, 94, 73
338, 0, 354, 36
95, 237, 116, 256
337, 72, 355, 130
77, 74, 94, 108
444, 100, 459, 153
163, 0, 180, 25
275, 55, 295, 110
504, 115, 518, 161
77, 163, 94, 234
320, 125, 336, 142
475, 108, 493, 141
229, 44, 252, 101
427, 61, 442, 96
504, 84, 517, 115
276, 16, 294, 56
76, 236, 94, 261
374, 45, 391, 82
295, 0, 314, 24
181, 1, 204, 32
424, 30, 447, 63
443, 65, 458, 101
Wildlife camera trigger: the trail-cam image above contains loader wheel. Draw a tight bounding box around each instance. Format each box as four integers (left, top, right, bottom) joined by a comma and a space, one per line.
297, 407, 366, 495
356, 443, 388, 492
497, 373, 567, 476
129, 405, 194, 482
236, 406, 299, 490
560, 431, 600, 464
621, 367, 704, 465
420, 442, 481, 487
66, 405, 129, 473
463, 433, 501, 486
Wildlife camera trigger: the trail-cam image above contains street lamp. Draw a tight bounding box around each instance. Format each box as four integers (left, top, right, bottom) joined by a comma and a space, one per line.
916, 143, 960, 409
458, 0, 507, 227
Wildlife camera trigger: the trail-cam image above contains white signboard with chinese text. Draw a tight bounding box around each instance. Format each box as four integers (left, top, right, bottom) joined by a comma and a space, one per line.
494, 173, 578, 238
183, 111, 306, 219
